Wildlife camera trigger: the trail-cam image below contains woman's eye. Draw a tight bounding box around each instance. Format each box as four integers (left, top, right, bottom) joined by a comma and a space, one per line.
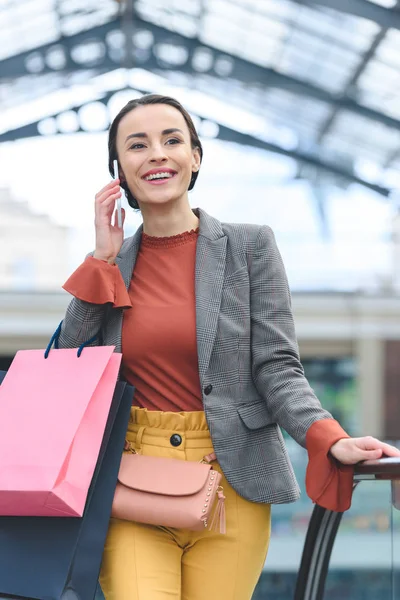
166, 138, 181, 145
130, 143, 145, 150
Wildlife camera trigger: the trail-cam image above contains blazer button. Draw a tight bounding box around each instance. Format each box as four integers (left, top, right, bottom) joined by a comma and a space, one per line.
170, 434, 182, 447
204, 384, 213, 396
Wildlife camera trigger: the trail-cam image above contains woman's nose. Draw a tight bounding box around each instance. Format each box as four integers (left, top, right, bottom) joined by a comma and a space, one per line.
149, 146, 168, 163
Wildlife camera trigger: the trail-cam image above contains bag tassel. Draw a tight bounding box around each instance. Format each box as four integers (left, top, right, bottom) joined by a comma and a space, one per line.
209, 487, 226, 534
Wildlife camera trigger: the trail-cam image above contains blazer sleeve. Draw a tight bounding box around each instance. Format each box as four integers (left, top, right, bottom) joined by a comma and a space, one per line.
249, 225, 342, 447
248, 225, 355, 511
57, 256, 131, 349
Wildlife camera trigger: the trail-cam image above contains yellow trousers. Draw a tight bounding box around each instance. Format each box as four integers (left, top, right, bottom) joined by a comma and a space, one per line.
100, 408, 271, 600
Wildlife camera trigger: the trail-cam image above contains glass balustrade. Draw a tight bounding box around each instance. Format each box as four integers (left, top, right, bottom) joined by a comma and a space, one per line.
294, 457, 400, 600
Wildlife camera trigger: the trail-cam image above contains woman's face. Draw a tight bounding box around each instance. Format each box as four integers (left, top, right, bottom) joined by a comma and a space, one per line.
116, 103, 201, 210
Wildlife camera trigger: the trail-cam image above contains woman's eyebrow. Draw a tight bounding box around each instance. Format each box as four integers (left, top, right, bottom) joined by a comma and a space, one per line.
162, 128, 184, 136
125, 128, 184, 143
125, 132, 146, 142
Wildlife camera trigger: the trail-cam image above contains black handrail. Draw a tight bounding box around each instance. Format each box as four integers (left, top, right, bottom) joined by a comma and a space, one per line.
354, 456, 400, 479
294, 458, 400, 600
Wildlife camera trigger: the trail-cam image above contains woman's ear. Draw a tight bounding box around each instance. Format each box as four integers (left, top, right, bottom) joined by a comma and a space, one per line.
119, 165, 126, 184
118, 167, 130, 194
192, 147, 201, 173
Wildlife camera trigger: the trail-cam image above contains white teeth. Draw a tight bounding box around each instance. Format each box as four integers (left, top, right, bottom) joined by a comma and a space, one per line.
145, 172, 174, 181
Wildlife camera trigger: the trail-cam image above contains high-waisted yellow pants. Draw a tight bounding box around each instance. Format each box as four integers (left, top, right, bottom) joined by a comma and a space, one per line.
99, 408, 271, 600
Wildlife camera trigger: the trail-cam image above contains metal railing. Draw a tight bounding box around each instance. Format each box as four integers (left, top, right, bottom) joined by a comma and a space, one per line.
294, 457, 400, 600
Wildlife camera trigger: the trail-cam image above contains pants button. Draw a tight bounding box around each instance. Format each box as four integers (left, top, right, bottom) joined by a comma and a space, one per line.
170, 434, 182, 447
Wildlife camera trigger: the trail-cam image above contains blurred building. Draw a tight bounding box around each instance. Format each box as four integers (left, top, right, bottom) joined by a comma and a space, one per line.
0, 188, 69, 290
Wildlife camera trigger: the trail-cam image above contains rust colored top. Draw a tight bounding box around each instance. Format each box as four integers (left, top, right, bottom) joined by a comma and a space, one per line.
63, 228, 354, 512
121, 228, 203, 412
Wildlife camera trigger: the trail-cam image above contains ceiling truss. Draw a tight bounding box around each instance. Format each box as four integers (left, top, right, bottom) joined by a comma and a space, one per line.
0, 0, 398, 199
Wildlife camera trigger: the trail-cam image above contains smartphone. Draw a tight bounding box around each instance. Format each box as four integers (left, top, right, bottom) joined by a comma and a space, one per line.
113, 160, 122, 228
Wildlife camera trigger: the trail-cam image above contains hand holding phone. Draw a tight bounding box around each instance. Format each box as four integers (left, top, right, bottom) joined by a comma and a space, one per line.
93, 176, 124, 262
113, 160, 122, 229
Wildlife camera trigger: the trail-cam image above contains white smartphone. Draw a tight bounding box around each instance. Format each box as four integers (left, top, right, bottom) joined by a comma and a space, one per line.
113, 159, 122, 228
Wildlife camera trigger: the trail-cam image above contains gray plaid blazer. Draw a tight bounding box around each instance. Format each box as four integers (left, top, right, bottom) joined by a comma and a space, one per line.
59, 207, 332, 505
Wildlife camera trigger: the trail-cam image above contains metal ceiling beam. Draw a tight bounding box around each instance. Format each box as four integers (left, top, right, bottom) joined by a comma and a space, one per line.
310, 180, 331, 240
384, 146, 400, 169
0, 88, 390, 198
317, 0, 399, 147
216, 127, 390, 197
0, 18, 121, 80
297, 0, 400, 30
318, 29, 388, 142
1, 14, 399, 135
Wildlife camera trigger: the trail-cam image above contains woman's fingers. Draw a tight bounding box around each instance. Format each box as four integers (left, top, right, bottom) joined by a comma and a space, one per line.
95, 179, 120, 199
357, 437, 400, 455
359, 448, 383, 460
352, 438, 400, 462
95, 187, 121, 208
93, 180, 124, 261
95, 181, 121, 206
330, 436, 400, 464
95, 192, 122, 221
112, 207, 125, 228
377, 441, 400, 457
99, 191, 121, 208
120, 207, 126, 227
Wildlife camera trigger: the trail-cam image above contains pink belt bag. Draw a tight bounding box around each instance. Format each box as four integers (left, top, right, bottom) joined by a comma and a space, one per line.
111, 442, 226, 533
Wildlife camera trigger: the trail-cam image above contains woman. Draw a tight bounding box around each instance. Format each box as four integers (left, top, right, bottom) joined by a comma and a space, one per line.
60, 94, 400, 600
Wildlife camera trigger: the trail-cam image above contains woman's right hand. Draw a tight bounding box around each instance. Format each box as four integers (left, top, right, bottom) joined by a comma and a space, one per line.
93, 179, 125, 262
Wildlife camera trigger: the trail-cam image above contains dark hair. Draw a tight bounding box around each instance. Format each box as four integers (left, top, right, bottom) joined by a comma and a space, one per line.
108, 94, 203, 210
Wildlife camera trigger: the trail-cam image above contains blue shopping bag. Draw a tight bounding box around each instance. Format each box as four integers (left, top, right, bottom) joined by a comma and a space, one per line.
0, 370, 133, 600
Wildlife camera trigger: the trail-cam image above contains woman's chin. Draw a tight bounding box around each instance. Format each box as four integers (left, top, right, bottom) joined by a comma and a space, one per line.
140, 190, 186, 207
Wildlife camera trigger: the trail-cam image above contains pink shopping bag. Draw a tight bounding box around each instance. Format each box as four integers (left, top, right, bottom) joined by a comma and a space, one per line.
0, 346, 122, 517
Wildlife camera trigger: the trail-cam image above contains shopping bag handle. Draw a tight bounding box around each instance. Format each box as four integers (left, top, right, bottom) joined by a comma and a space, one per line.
44, 320, 100, 359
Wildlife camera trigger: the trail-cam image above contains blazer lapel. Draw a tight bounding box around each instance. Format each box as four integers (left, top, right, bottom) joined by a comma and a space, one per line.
195, 209, 227, 383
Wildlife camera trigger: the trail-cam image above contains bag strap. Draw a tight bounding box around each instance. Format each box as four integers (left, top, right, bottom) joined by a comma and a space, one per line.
44, 320, 63, 358
44, 320, 101, 359
202, 452, 217, 464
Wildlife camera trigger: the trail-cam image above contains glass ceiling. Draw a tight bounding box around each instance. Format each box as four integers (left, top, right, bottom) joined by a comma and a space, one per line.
0, 0, 399, 192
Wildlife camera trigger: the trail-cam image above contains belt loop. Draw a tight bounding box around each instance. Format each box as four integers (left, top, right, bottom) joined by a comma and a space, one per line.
135, 426, 145, 452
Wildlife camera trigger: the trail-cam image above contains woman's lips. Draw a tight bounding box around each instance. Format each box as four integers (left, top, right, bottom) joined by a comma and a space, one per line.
143, 173, 177, 185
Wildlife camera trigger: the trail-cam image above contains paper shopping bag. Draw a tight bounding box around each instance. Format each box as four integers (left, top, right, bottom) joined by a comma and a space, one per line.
0, 346, 122, 516
0, 371, 134, 600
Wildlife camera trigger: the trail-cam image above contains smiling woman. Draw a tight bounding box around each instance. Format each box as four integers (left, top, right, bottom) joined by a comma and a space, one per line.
107, 95, 203, 215
57, 93, 400, 600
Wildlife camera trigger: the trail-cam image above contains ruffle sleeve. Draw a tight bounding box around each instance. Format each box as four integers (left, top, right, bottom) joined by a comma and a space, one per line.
62, 256, 132, 309
306, 418, 354, 512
